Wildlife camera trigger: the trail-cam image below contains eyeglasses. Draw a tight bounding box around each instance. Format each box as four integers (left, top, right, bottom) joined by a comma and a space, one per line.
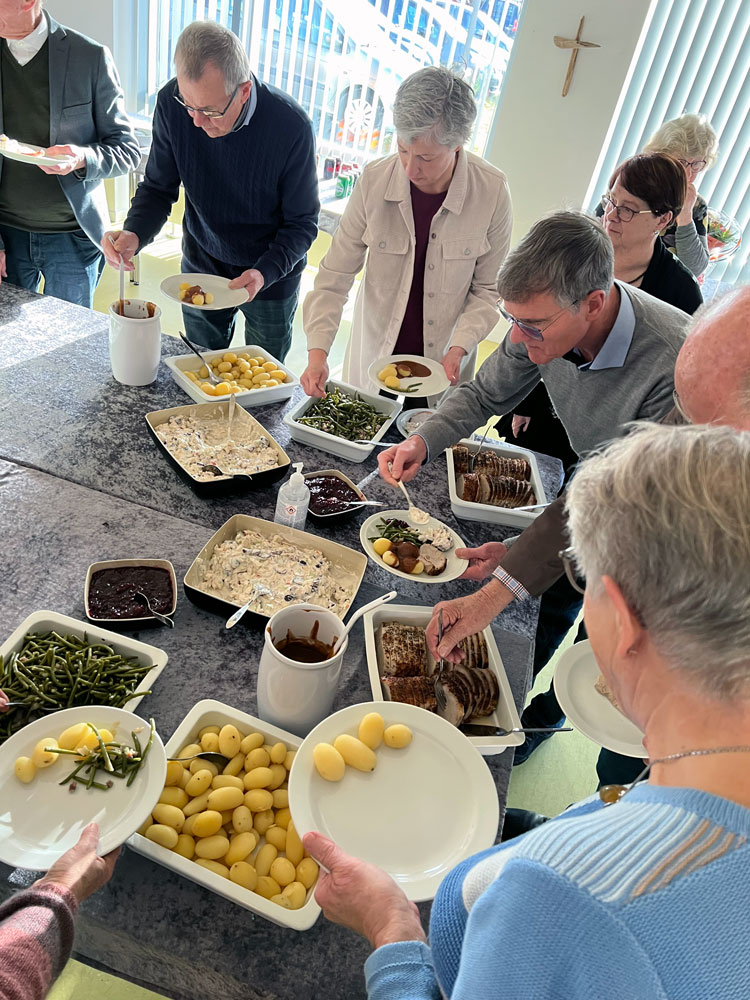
173, 82, 241, 119
672, 388, 691, 424
677, 158, 707, 172
601, 193, 654, 224
498, 302, 575, 342
559, 547, 586, 595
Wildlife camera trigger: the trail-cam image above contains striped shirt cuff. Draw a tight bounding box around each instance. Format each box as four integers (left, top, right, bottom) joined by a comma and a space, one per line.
491, 567, 531, 602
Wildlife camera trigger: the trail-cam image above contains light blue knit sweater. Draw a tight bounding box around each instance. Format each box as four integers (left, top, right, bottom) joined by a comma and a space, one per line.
364, 784, 750, 999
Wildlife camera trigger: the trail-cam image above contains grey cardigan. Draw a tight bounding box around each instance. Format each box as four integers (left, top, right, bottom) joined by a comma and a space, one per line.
418, 282, 690, 463
0, 13, 139, 250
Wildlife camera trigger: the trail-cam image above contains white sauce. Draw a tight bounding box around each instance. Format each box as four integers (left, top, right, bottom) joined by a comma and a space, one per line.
408, 506, 431, 525
155, 414, 279, 481
200, 529, 355, 617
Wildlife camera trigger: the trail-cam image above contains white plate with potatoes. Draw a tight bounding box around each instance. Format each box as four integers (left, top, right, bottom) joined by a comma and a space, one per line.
127, 699, 321, 931
160, 272, 249, 310
0, 706, 166, 869
164, 345, 298, 407
289, 701, 499, 901
368, 354, 449, 398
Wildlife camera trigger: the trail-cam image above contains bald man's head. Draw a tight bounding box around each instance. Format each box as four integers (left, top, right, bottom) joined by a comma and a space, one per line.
675, 286, 750, 430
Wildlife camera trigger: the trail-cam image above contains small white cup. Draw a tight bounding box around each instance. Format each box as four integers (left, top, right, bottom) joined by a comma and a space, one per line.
109, 299, 162, 386
257, 604, 348, 737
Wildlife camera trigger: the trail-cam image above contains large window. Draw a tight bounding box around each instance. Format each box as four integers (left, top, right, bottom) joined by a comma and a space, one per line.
134, 0, 522, 163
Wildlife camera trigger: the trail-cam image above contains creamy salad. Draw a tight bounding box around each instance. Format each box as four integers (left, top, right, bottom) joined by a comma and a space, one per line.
200, 529, 355, 616
155, 414, 280, 480
417, 522, 453, 551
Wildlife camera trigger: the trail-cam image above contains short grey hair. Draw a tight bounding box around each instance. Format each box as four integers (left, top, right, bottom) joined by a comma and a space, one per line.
496, 211, 614, 305
175, 21, 251, 91
643, 113, 719, 169
566, 423, 750, 698
393, 67, 477, 148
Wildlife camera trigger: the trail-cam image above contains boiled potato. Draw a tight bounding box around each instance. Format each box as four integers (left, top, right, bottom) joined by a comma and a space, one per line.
267, 763, 287, 790
334, 734, 377, 772
255, 875, 281, 899
198, 725, 221, 738
194, 834, 230, 860
372, 537, 391, 556
262, 361, 277, 372
159, 786, 189, 809
245, 747, 270, 769
378, 365, 398, 380
179, 281, 191, 290
225, 831, 257, 865
232, 805, 254, 833
382, 550, 399, 567
207, 786, 244, 811
200, 731, 220, 753
271, 788, 289, 810
58, 723, 88, 751
269, 857, 296, 887
218, 724, 241, 759
384, 724, 413, 749
384, 375, 401, 390
152, 803, 185, 831
195, 859, 229, 878
229, 861, 258, 890
296, 857, 319, 889
32, 737, 59, 768
146, 824, 179, 850
189, 757, 218, 777
14, 756, 35, 784
268, 741, 287, 765
164, 760, 186, 787
265, 825, 287, 851
244, 766, 273, 790
254, 843, 278, 877
313, 742, 346, 782
241, 732, 265, 754
185, 769, 213, 797
253, 809, 275, 836
410, 561, 425, 575
273, 807, 291, 830
183, 790, 211, 816
244, 788, 273, 812
217, 361, 232, 373
281, 881, 307, 909
136, 817, 153, 837
358, 712, 385, 750
173, 834, 195, 859
190, 810, 223, 838
211, 774, 244, 791
179, 742, 202, 759
285, 821, 304, 866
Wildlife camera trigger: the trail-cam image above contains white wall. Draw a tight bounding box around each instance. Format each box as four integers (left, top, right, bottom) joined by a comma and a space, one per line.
45, 0, 116, 50
486, 0, 655, 243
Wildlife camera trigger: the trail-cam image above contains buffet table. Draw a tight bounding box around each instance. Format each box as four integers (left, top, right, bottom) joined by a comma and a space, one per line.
0, 285, 562, 1000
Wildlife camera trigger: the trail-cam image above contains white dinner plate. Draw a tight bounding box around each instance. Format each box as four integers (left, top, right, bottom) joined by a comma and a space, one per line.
160, 273, 250, 310
368, 355, 450, 398
0, 137, 76, 167
553, 640, 646, 758
0, 706, 166, 869
289, 702, 499, 901
360, 509, 468, 583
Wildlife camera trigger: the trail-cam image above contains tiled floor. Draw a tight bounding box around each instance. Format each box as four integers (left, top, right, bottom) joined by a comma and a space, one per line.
53, 236, 593, 1000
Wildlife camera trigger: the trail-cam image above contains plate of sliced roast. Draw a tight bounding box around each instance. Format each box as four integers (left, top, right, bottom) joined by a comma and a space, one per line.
362, 605, 524, 755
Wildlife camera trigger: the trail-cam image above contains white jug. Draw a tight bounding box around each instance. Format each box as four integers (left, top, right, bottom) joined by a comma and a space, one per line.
109, 299, 161, 386
257, 604, 348, 737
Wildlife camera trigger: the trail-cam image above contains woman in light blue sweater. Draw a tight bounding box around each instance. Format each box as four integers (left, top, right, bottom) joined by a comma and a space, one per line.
304, 423, 750, 1000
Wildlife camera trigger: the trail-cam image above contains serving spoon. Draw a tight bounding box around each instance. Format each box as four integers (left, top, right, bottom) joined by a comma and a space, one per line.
332, 591, 398, 654
179, 331, 221, 385
135, 591, 175, 629
225, 583, 272, 629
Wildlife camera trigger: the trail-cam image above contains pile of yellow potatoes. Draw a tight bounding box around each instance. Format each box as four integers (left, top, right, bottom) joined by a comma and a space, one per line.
182, 351, 292, 397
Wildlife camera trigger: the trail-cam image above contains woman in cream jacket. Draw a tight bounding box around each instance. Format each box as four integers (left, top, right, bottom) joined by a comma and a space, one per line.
301, 67, 512, 396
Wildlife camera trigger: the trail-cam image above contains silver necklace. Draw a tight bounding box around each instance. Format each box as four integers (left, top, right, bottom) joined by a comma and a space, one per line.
599, 745, 750, 805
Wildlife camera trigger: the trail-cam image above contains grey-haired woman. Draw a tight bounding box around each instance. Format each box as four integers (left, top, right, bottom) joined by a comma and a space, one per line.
301, 67, 512, 396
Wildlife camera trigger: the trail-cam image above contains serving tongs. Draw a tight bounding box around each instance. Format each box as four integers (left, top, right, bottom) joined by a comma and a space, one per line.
468, 418, 501, 473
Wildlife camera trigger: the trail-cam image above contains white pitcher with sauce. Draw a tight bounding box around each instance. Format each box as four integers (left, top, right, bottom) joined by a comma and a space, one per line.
108, 298, 161, 386
257, 604, 348, 737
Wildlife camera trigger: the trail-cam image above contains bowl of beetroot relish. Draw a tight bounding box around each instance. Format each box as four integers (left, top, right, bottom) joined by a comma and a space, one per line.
85, 559, 177, 627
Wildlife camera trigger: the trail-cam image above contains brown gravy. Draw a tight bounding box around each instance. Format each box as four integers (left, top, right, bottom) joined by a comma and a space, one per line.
396, 360, 431, 378
273, 619, 337, 662
114, 300, 157, 318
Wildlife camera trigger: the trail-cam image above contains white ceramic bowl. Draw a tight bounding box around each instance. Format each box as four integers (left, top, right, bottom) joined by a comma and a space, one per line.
164, 344, 298, 407
84, 559, 177, 626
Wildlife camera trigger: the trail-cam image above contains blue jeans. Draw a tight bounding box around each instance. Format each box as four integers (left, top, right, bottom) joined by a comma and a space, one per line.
182, 286, 299, 363
0, 224, 104, 308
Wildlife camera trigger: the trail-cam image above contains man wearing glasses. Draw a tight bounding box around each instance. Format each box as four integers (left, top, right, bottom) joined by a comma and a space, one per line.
103, 21, 318, 360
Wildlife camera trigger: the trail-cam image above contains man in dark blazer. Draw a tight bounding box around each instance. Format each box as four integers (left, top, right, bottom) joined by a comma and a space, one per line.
0, 1, 139, 306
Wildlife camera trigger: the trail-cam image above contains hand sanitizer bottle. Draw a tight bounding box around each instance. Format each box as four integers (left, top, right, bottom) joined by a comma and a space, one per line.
274, 462, 310, 529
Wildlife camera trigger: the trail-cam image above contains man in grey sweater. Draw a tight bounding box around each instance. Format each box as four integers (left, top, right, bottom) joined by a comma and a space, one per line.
379, 210, 690, 675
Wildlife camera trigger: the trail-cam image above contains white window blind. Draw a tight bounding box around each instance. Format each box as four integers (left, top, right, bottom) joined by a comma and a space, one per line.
586, 0, 750, 285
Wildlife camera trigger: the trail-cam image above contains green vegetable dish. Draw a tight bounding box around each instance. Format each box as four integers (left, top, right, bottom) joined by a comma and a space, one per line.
297, 386, 388, 442
0, 631, 154, 742
55, 720, 156, 791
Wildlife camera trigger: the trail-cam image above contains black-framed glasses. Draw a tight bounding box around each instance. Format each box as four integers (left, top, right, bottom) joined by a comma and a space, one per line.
498, 302, 575, 342
559, 547, 586, 595
601, 193, 654, 224
173, 82, 241, 119
678, 157, 707, 172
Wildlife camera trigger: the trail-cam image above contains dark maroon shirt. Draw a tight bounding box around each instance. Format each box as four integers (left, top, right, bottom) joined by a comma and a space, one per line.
393, 183, 448, 356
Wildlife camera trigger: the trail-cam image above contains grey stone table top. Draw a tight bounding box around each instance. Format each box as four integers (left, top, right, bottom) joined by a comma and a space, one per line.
0, 458, 534, 1000
0, 284, 563, 644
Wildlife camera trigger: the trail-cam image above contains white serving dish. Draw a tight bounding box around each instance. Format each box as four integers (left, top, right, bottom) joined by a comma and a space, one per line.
396, 408, 437, 439
164, 344, 298, 407
84, 559, 178, 626
554, 640, 646, 757
0, 706, 166, 869
363, 604, 522, 755
368, 354, 449, 398
359, 509, 469, 584
160, 273, 250, 310
0, 611, 167, 715
283, 379, 402, 463
289, 701, 499, 901
446, 436, 548, 530
127, 699, 320, 931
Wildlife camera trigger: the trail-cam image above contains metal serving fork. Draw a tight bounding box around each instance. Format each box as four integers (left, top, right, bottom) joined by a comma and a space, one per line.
467, 418, 500, 473
433, 610, 447, 712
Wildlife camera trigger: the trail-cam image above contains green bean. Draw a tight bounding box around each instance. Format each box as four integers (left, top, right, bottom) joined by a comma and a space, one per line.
298, 387, 389, 442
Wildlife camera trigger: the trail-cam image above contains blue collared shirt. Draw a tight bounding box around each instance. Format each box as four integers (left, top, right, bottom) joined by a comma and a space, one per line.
570, 281, 636, 371
232, 75, 258, 131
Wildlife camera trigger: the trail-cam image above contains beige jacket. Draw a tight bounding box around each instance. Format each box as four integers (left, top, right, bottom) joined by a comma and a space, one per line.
303, 148, 513, 389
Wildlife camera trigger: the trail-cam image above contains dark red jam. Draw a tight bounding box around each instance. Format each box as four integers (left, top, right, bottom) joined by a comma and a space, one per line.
88, 566, 173, 619
307, 475, 361, 515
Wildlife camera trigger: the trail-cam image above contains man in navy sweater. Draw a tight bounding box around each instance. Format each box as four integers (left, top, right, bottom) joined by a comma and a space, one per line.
103, 21, 319, 359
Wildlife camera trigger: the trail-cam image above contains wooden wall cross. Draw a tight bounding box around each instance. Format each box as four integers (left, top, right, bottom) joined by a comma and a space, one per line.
554, 16, 601, 97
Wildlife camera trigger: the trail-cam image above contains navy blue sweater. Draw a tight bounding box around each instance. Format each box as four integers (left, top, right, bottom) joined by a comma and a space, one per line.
125, 77, 319, 299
